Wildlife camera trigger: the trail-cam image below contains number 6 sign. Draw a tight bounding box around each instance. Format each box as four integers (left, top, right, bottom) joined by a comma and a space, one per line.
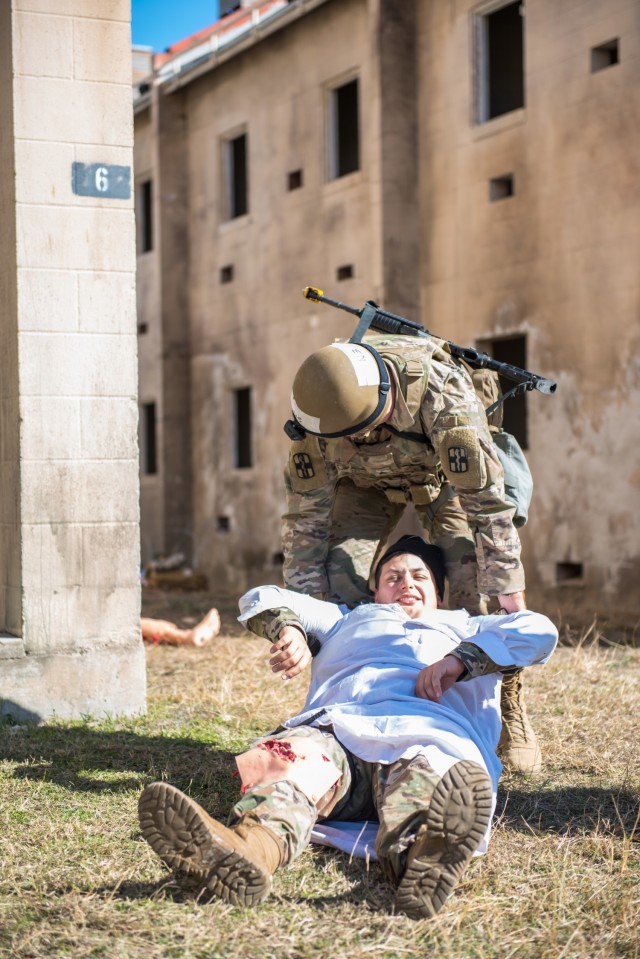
72, 162, 131, 199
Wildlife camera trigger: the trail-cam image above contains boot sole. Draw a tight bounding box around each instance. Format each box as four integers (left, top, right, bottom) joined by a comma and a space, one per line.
138, 782, 272, 906
394, 760, 493, 920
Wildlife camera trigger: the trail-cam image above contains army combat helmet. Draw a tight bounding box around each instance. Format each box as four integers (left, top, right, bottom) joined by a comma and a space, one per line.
291, 341, 391, 437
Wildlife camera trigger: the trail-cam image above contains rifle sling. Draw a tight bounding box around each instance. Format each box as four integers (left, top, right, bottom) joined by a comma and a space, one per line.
383, 423, 435, 450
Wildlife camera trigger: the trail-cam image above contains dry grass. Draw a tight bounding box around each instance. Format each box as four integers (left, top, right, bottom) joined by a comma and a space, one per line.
0, 602, 638, 959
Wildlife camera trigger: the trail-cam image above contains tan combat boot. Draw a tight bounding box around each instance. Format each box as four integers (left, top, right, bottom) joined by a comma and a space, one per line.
498, 670, 542, 775
394, 760, 492, 920
138, 782, 285, 906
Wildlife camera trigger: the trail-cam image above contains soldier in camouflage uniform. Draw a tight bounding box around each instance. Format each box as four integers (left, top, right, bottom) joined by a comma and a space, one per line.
282, 334, 540, 773
138, 537, 557, 918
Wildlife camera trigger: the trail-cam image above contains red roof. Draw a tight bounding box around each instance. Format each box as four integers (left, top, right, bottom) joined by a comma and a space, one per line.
153, 1, 287, 68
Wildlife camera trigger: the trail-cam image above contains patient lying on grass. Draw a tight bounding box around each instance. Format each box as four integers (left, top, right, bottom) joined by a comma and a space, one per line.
138, 536, 557, 919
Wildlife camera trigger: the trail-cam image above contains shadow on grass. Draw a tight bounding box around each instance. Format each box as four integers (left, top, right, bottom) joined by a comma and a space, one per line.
89, 853, 395, 914
496, 784, 640, 840
0, 720, 239, 809
2, 720, 637, 841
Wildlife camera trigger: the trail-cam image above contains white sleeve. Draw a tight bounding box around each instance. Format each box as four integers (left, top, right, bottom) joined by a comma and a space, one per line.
465, 610, 558, 668
237, 585, 344, 640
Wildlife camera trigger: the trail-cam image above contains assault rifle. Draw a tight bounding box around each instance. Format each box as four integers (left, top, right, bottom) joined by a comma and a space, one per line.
302, 286, 557, 408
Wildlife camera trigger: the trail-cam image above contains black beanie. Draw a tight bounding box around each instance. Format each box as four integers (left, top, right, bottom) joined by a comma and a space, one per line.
374, 535, 447, 600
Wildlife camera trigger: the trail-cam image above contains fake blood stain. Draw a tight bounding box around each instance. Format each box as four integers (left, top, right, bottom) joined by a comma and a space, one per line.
259, 739, 303, 763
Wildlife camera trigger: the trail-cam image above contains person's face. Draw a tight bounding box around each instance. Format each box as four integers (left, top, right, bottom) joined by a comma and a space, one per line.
374, 553, 440, 619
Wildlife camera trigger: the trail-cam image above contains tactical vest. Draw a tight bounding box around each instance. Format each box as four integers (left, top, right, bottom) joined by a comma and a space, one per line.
289, 334, 531, 522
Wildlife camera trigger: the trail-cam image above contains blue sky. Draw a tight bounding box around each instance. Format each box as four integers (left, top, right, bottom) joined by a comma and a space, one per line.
131, 0, 220, 53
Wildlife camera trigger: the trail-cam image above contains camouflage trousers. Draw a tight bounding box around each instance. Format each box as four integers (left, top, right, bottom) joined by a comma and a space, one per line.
229, 725, 446, 883
326, 479, 488, 614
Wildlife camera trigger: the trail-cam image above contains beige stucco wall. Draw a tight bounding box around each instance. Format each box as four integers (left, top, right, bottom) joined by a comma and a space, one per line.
0, 0, 145, 719
182, 0, 381, 592
136, 0, 640, 625
415, 0, 640, 624
134, 103, 164, 562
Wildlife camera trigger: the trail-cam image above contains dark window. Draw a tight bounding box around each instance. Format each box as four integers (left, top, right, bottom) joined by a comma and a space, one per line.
141, 402, 157, 475
234, 387, 252, 468
220, 265, 234, 284
224, 132, 248, 219
591, 39, 619, 73
136, 179, 153, 253
287, 169, 303, 191
477, 335, 528, 448
478, 2, 525, 122
489, 174, 515, 201
336, 264, 354, 281
556, 562, 583, 583
329, 78, 359, 179
217, 516, 231, 532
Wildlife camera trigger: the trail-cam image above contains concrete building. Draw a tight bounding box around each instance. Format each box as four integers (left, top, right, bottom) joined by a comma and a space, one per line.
1, 0, 145, 719
134, 0, 640, 626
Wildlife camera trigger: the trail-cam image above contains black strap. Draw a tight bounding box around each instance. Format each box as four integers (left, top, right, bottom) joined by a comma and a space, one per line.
383, 422, 435, 451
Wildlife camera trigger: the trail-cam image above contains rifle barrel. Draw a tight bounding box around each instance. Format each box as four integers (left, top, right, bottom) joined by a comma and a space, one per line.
302, 285, 557, 396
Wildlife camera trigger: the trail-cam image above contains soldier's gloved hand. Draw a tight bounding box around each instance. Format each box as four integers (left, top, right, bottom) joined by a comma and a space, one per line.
497, 590, 527, 613
415, 655, 465, 702
269, 625, 312, 680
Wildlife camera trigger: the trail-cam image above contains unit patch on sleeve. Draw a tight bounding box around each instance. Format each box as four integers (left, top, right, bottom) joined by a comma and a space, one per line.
287, 435, 329, 492
293, 451, 315, 479
438, 426, 486, 489
448, 446, 468, 473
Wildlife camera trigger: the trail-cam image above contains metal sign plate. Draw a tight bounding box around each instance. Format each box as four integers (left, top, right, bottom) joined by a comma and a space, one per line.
71, 162, 131, 199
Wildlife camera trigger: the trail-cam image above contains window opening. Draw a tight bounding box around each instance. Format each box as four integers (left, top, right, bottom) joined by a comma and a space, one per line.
217, 516, 231, 532
328, 78, 360, 179
336, 264, 354, 281
477, 2, 525, 122
141, 402, 157, 475
489, 174, 514, 201
136, 179, 153, 253
220, 265, 234, 284
556, 562, 583, 583
288, 169, 303, 191
234, 387, 252, 469
477, 334, 528, 448
223, 132, 248, 219
591, 39, 619, 73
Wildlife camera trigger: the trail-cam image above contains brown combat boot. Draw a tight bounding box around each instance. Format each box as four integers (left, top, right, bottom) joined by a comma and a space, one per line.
394, 760, 493, 920
498, 670, 542, 775
138, 782, 285, 906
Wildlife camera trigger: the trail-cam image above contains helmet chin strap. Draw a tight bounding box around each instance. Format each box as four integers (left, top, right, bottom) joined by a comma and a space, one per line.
352, 371, 395, 437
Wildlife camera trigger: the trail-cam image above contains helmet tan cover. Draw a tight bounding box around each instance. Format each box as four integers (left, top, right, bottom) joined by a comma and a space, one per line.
291, 342, 390, 437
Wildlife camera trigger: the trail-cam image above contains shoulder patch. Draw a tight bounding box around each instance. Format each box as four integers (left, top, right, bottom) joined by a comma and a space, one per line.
287, 436, 329, 492
438, 426, 487, 489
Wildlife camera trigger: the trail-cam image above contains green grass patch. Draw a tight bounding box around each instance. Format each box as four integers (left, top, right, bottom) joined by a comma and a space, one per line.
0, 628, 638, 959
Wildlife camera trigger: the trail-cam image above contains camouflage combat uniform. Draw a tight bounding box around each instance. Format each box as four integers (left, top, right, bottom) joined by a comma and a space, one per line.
229, 726, 446, 881
232, 603, 512, 879
283, 334, 525, 611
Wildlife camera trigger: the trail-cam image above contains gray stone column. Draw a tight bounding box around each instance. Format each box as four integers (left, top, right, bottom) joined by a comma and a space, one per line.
0, 0, 146, 720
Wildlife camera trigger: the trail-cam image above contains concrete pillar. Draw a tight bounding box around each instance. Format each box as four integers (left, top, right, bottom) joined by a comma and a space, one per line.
154, 88, 193, 559
0, 0, 145, 720
367, 0, 420, 318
